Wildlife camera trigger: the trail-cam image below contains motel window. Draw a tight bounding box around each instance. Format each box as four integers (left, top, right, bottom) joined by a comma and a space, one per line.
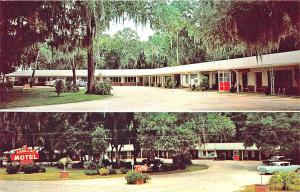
191, 74, 198, 84
110, 77, 121, 83
185, 74, 189, 84
125, 77, 136, 83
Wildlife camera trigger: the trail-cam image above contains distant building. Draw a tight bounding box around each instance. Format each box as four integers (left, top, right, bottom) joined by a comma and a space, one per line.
106, 143, 264, 161
5, 50, 300, 95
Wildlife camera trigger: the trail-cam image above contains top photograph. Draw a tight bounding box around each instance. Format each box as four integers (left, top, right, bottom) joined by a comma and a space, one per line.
0, 0, 299, 112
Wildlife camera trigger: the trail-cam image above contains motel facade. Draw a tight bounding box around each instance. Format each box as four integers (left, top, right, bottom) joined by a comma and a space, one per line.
5, 50, 300, 95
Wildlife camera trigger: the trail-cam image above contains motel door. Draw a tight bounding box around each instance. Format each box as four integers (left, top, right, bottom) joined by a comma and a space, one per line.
218, 71, 231, 92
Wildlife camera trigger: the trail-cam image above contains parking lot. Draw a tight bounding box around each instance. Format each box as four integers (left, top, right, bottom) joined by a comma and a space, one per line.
3, 86, 300, 112
0, 160, 269, 192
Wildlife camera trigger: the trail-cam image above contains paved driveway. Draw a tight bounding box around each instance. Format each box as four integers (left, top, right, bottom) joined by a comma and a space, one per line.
2, 86, 300, 112
0, 160, 270, 192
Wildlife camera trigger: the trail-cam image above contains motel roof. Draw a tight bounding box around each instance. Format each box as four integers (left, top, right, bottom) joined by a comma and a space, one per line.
5, 50, 300, 77
197, 143, 258, 151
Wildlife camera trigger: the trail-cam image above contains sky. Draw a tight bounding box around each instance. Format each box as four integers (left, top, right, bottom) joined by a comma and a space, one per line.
104, 18, 155, 41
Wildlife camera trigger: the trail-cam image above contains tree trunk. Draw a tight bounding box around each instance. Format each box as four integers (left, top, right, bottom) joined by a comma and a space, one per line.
114, 144, 120, 168
72, 55, 76, 87
86, 14, 95, 94
176, 31, 179, 65
30, 49, 40, 87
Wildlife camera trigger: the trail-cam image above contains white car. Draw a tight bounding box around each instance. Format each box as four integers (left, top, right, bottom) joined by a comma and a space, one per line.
76, 79, 87, 87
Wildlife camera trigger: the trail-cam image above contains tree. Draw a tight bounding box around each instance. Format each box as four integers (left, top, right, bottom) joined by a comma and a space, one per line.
135, 113, 197, 166
91, 126, 109, 165
241, 113, 300, 160
102, 113, 134, 167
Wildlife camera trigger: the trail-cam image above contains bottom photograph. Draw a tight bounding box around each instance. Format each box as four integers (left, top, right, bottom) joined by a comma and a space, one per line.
0, 112, 299, 192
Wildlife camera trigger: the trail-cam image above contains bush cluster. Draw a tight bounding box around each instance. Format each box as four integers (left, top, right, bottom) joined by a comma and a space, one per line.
160, 163, 176, 172
120, 167, 129, 174
125, 171, 151, 184
0, 81, 14, 92
99, 168, 109, 176
6, 163, 20, 174
21, 164, 45, 174
65, 82, 79, 92
84, 169, 98, 175
6, 163, 46, 174
55, 80, 65, 96
93, 81, 112, 95
164, 77, 176, 89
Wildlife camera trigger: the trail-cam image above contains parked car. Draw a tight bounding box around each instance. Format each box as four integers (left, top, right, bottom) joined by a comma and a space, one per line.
45, 79, 65, 87
76, 79, 87, 87
263, 155, 292, 164
257, 161, 300, 175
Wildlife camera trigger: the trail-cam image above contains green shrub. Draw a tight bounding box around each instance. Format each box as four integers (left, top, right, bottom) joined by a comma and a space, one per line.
21, 164, 42, 174
65, 82, 79, 92
125, 171, 151, 184
6, 163, 20, 174
120, 167, 129, 174
93, 81, 112, 95
55, 80, 65, 96
85, 169, 98, 175
109, 168, 117, 175
99, 168, 109, 176
144, 82, 149, 86
160, 163, 176, 172
199, 75, 208, 91
40, 167, 46, 172
120, 161, 132, 169
164, 77, 176, 89
269, 171, 300, 190
5, 81, 14, 89
157, 83, 161, 87
84, 161, 97, 170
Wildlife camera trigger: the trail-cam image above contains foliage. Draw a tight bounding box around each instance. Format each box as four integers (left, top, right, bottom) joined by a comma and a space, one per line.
65, 82, 79, 93
84, 169, 98, 175
21, 164, 44, 174
164, 77, 176, 89
135, 113, 197, 164
92, 81, 112, 95
160, 163, 176, 172
55, 80, 65, 96
269, 171, 300, 190
199, 75, 209, 90
0, 81, 14, 92
120, 167, 129, 174
109, 168, 117, 175
125, 171, 151, 184
241, 113, 300, 155
99, 168, 109, 176
6, 163, 20, 174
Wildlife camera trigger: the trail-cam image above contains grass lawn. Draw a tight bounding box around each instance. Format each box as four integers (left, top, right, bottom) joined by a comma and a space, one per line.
0, 164, 208, 181
0, 87, 111, 109
0, 167, 124, 181
239, 184, 300, 192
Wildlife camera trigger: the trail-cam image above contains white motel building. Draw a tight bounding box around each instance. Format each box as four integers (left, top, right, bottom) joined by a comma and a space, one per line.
5, 50, 300, 95
107, 143, 264, 161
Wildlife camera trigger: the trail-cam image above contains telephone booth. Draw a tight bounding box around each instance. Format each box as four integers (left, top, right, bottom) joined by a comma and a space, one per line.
218, 71, 232, 92
233, 150, 240, 161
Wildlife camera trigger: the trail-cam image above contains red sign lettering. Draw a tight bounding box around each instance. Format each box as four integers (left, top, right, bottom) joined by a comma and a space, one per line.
10, 147, 39, 165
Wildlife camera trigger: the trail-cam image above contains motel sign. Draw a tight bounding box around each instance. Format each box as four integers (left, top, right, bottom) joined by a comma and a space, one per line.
10, 146, 39, 165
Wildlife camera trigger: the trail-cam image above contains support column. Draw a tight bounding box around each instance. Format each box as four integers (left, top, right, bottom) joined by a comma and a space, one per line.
270, 67, 275, 95
135, 76, 137, 86
241, 150, 244, 160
